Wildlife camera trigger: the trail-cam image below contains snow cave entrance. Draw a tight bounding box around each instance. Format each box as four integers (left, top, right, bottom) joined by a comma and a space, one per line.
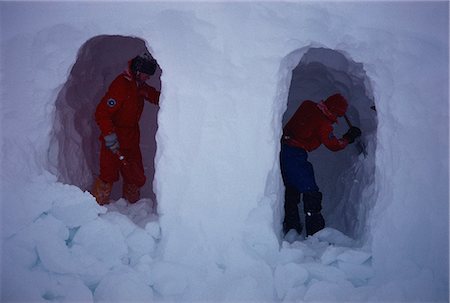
281, 47, 377, 240
49, 35, 161, 204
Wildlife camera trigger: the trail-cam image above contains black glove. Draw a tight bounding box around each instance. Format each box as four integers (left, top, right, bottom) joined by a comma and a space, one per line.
343, 127, 362, 144
104, 133, 120, 153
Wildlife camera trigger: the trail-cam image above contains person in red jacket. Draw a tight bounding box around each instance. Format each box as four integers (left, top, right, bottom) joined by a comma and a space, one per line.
281, 93, 361, 236
91, 54, 160, 205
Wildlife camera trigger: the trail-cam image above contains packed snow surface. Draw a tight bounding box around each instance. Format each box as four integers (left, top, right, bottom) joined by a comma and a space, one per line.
3, 174, 376, 302
1, 1, 448, 302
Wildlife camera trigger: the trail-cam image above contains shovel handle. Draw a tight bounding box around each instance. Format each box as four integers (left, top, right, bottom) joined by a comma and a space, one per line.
343, 114, 353, 128
344, 114, 367, 157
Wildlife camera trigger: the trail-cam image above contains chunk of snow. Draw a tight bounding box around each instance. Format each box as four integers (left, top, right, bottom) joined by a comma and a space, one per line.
145, 221, 162, 240
125, 227, 157, 263
274, 263, 309, 300
320, 245, 348, 265
337, 261, 375, 285
302, 262, 347, 283
43, 275, 94, 303
304, 280, 356, 302
71, 217, 128, 267
313, 228, 355, 247
149, 262, 190, 296
50, 191, 104, 228
278, 244, 306, 265
106, 198, 157, 228
336, 249, 372, 265
94, 271, 154, 302
101, 211, 138, 238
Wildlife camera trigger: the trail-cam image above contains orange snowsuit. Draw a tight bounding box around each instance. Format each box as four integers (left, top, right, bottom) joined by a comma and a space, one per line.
95, 70, 160, 186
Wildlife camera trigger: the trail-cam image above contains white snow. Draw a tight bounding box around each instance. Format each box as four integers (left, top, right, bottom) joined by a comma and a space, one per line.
1, 1, 448, 302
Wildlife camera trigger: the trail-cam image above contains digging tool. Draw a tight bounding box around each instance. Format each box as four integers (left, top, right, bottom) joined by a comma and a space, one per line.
343, 114, 367, 157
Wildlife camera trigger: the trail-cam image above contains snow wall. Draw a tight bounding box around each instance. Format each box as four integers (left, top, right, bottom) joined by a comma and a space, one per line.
1, 1, 448, 301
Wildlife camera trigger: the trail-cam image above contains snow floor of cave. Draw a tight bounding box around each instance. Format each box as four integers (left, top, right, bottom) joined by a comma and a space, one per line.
2, 172, 375, 302
101, 198, 375, 301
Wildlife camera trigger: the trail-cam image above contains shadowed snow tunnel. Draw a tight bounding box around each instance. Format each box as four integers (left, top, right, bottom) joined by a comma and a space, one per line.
281, 47, 378, 240
49, 35, 161, 202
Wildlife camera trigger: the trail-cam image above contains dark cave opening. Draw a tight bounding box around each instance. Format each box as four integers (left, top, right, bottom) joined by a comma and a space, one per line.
282, 47, 377, 240
49, 35, 161, 203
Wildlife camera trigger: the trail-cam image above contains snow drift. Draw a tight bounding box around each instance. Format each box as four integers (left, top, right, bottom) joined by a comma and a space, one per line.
1, 1, 448, 302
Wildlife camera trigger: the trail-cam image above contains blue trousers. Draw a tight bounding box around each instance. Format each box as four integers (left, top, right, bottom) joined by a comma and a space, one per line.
280, 144, 319, 193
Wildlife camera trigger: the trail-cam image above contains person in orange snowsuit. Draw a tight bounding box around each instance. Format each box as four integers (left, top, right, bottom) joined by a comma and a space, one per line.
92, 54, 160, 205
281, 93, 361, 236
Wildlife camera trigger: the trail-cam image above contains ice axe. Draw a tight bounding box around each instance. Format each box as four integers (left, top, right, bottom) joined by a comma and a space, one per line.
343, 114, 367, 157
115, 151, 146, 187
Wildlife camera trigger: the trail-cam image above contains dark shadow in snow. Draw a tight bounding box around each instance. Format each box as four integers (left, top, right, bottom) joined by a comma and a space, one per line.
49, 35, 161, 205
282, 47, 377, 241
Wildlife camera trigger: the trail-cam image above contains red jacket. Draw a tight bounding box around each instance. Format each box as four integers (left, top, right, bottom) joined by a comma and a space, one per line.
95, 72, 160, 148
283, 97, 349, 152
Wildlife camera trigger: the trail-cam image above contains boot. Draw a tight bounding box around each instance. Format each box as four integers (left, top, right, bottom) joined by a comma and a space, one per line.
91, 178, 113, 205
303, 191, 325, 236
283, 185, 303, 235
123, 183, 140, 203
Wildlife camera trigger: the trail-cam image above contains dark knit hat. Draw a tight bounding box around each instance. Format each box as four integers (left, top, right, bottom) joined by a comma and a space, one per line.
130, 55, 157, 75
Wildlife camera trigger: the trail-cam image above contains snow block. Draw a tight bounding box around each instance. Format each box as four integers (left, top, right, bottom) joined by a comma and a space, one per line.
145, 221, 162, 240
313, 228, 355, 247
274, 263, 309, 300
304, 280, 356, 302
320, 245, 348, 265
278, 243, 306, 265
71, 217, 128, 267
126, 227, 157, 263
94, 271, 154, 302
336, 249, 372, 265
50, 190, 104, 228
337, 261, 375, 286
43, 275, 94, 303
302, 263, 347, 283
149, 262, 190, 296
